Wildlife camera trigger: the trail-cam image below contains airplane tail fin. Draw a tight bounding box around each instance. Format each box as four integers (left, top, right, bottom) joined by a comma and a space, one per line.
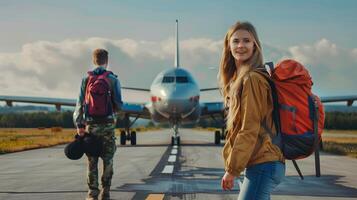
175, 19, 180, 68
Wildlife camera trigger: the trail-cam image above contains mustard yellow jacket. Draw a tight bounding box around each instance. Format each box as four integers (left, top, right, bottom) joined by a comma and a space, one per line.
222, 70, 284, 177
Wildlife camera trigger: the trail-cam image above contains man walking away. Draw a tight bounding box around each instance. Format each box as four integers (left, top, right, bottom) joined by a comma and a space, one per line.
73, 48, 123, 200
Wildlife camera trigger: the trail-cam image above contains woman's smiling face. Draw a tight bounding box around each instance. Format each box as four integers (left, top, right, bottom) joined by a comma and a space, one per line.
229, 29, 255, 65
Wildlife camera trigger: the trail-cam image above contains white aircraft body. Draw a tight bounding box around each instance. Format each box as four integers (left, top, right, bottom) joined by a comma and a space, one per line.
1, 20, 357, 146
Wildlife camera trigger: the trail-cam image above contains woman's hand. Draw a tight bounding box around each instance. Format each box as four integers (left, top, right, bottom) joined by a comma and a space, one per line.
221, 171, 235, 190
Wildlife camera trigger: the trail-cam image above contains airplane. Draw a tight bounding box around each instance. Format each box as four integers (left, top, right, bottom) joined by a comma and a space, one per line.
1, 20, 357, 147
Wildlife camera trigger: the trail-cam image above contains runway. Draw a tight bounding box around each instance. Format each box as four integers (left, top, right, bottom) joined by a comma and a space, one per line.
0, 129, 356, 200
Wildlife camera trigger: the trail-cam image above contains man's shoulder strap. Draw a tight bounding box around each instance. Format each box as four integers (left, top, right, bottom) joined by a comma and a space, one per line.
87, 71, 94, 76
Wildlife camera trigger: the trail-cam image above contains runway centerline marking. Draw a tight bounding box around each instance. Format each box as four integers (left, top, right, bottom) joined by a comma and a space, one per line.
171, 149, 178, 154
162, 165, 174, 174
168, 155, 176, 162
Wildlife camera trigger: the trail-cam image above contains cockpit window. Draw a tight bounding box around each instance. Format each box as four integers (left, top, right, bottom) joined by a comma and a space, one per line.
176, 76, 188, 83
162, 76, 175, 83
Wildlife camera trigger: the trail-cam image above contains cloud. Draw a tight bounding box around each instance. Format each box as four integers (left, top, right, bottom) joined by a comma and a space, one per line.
0, 37, 222, 102
287, 39, 357, 96
0, 37, 356, 104
351, 48, 357, 62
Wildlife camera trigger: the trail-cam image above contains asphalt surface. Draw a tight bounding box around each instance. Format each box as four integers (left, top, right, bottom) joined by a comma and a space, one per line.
0, 129, 356, 200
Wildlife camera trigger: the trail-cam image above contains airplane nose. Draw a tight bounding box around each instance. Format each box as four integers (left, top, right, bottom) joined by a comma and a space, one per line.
162, 87, 198, 113
165, 87, 188, 101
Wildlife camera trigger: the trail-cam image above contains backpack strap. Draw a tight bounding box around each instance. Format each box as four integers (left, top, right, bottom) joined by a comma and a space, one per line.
87, 71, 94, 76
265, 62, 275, 75
254, 65, 282, 149
99, 71, 113, 92
84, 71, 96, 104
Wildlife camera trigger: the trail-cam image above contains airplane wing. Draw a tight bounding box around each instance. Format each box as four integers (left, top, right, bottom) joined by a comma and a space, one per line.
200, 88, 219, 92
320, 95, 357, 106
199, 95, 357, 120
0, 95, 151, 119
121, 87, 150, 92
200, 102, 224, 119
1, 94, 357, 120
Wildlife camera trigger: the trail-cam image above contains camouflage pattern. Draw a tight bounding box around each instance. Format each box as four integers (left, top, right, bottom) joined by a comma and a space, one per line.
86, 123, 116, 198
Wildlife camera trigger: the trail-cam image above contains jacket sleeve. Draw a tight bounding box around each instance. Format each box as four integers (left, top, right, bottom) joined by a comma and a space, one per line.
73, 77, 87, 128
225, 73, 268, 176
112, 76, 123, 112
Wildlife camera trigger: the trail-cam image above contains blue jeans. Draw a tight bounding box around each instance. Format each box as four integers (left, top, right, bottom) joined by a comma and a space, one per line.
238, 161, 285, 200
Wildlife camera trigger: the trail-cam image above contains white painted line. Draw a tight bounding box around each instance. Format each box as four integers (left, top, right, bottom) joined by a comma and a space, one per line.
173, 145, 178, 149
171, 149, 178, 154
162, 165, 174, 174
168, 155, 176, 162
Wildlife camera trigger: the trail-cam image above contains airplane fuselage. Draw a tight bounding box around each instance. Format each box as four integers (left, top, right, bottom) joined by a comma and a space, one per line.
149, 68, 201, 124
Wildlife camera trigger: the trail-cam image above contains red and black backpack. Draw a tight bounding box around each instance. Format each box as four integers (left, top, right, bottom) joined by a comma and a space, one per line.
84, 71, 114, 119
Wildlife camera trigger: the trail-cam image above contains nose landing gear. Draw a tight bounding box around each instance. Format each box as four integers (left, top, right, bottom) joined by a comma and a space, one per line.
171, 123, 180, 146
212, 114, 226, 145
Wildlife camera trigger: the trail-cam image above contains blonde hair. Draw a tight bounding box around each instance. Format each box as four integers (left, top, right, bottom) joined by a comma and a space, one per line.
218, 21, 264, 133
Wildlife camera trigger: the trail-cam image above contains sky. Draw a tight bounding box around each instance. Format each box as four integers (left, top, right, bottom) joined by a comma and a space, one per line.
0, 0, 356, 104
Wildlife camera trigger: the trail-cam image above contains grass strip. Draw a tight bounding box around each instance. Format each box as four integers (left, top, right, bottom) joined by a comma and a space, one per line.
0, 127, 160, 154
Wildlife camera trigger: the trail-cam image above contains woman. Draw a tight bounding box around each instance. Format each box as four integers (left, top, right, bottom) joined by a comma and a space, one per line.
219, 21, 285, 200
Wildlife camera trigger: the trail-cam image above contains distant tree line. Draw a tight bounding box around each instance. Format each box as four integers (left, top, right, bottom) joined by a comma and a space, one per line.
0, 111, 126, 128
195, 111, 357, 130
324, 112, 357, 130
0, 111, 356, 130
0, 111, 74, 128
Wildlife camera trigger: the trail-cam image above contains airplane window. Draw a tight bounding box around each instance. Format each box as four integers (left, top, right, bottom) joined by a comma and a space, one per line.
176, 76, 189, 83
153, 75, 163, 84
162, 76, 175, 83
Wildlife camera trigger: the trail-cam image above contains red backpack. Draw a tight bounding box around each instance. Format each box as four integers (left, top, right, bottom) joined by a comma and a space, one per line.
84, 71, 113, 118
261, 59, 325, 178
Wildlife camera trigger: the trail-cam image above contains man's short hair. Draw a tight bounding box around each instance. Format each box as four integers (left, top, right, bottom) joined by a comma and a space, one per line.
92, 49, 108, 66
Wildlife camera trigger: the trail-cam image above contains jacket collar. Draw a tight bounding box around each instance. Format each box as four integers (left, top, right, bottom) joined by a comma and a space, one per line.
92, 66, 107, 75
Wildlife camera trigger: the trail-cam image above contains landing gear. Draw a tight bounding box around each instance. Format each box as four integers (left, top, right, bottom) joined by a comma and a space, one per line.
221, 130, 227, 140
120, 114, 139, 145
120, 130, 126, 145
214, 130, 221, 145
130, 131, 136, 145
171, 136, 181, 146
211, 113, 226, 145
171, 123, 181, 146
214, 129, 227, 145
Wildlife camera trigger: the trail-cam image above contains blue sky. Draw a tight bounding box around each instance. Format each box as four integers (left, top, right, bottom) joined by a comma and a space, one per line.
0, 0, 356, 102
1, 0, 356, 49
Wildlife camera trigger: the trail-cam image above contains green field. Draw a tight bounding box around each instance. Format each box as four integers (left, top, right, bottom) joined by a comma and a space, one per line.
321, 130, 357, 158
0, 128, 74, 154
